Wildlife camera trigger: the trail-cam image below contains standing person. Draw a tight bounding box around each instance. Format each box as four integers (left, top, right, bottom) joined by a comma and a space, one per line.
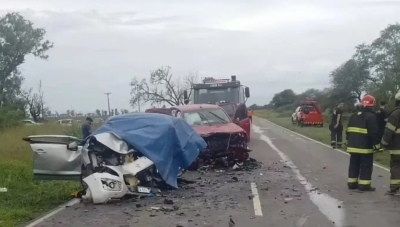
247, 108, 253, 123
330, 102, 344, 148
376, 101, 388, 141
346, 95, 382, 191
81, 117, 93, 140
381, 93, 400, 195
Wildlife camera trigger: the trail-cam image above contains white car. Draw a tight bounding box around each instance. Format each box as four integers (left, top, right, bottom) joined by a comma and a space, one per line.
23, 133, 156, 204
291, 106, 300, 124
56, 119, 75, 126
21, 119, 43, 125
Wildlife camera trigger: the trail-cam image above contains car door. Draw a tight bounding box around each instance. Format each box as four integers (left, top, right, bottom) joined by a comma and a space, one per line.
23, 135, 83, 181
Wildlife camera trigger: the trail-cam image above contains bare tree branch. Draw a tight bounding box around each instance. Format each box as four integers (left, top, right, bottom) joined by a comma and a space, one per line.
130, 66, 198, 108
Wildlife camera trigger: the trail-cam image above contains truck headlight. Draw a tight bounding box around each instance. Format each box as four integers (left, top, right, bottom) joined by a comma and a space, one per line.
100, 178, 122, 191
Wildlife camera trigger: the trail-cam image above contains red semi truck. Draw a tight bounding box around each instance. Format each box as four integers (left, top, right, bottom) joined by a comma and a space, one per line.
183, 75, 251, 141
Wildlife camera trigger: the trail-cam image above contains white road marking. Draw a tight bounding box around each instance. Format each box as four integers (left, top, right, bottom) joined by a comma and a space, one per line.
250, 182, 263, 216
258, 118, 390, 172
25, 198, 80, 227
253, 125, 346, 227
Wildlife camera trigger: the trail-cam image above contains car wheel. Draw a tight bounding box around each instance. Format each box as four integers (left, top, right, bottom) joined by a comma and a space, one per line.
80, 164, 94, 189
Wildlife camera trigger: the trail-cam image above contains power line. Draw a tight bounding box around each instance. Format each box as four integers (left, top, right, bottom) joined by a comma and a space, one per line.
104, 92, 111, 116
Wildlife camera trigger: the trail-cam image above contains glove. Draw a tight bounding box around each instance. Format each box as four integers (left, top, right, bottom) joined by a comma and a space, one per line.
373, 147, 384, 153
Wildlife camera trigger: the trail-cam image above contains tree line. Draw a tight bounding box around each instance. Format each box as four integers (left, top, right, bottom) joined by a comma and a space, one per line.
268, 23, 400, 112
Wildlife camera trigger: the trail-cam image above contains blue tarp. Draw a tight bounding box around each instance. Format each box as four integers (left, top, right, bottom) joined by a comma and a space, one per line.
89, 113, 207, 188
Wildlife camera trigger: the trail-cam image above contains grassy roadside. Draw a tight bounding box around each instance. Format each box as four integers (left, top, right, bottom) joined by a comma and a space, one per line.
0, 124, 85, 227
254, 109, 390, 167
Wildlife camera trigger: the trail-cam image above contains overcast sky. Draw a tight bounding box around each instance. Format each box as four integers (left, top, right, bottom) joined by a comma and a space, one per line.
1, 0, 400, 113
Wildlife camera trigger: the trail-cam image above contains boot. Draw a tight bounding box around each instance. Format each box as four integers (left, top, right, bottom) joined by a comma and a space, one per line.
358, 185, 376, 191
385, 187, 400, 196
347, 182, 358, 190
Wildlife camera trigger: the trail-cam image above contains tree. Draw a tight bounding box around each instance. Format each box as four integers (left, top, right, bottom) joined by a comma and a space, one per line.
114, 108, 119, 115
23, 80, 44, 122
368, 23, 400, 102
130, 66, 198, 108
121, 109, 129, 114
270, 89, 297, 108
101, 110, 107, 116
330, 59, 367, 102
0, 12, 53, 107
95, 109, 101, 116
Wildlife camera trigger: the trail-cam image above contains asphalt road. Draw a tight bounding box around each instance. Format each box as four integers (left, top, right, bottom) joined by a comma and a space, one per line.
27, 116, 400, 227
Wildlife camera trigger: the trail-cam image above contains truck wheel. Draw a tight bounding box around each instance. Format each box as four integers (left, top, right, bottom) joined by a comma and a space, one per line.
300, 121, 304, 127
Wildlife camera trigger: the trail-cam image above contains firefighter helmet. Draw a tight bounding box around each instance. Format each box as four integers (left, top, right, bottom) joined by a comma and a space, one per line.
361, 95, 375, 107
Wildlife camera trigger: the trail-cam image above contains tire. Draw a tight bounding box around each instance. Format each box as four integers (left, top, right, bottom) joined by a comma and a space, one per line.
80, 164, 94, 189
300, 121, 304, 127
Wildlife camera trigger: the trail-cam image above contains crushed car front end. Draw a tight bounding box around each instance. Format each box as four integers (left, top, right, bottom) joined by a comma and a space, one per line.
189, 124, 251, 170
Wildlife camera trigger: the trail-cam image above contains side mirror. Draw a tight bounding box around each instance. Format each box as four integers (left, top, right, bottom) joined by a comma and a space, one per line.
245, 87, 250, 98
184, 99, 189, 105
183, 90, 188, 100
67, 141, 78, 151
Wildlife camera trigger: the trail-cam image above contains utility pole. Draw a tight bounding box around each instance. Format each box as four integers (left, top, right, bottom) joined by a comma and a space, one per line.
104, 92, 111, 116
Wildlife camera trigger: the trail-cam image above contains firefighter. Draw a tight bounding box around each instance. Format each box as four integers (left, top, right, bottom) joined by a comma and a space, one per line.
376, 100, 388, 141
381, 93, 400, 195
355, 102, 361, 112
330, 102, 344, 148
346, 95, 382, 191
247, 108, 253, 123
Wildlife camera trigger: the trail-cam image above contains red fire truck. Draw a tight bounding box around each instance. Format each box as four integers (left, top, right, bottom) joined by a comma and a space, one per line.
183, 75, 251, 141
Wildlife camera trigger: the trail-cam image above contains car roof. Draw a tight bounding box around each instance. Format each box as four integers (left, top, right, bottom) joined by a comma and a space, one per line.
172, 104, 221, 112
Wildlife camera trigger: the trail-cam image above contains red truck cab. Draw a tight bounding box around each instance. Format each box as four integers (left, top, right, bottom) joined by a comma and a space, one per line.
183, 75, 251, 142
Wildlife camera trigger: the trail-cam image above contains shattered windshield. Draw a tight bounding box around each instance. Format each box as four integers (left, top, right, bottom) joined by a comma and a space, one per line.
183, 109, 230, 126
194, 87, 239, 104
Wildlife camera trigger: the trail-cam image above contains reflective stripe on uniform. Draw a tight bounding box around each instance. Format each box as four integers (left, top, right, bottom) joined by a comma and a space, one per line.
358, 179, 371, 185
348, 178, 358, 183
386, 122, 397, 131
346, 147, 373, 154
390, 179, 400, 185
347, 127, 368, 134
382, 139, 389, 145
389, 150, 400, 155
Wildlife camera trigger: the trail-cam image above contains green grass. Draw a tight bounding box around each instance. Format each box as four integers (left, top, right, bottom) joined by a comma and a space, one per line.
254, 109, 390, 167
0, 122, 102, 227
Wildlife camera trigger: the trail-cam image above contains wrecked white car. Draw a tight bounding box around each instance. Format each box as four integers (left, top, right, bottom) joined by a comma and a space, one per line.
23, 113, 207, 204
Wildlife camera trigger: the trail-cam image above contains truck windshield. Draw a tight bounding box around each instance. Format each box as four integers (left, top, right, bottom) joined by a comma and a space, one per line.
183, 109, 231, 126
193, 87, 239, 104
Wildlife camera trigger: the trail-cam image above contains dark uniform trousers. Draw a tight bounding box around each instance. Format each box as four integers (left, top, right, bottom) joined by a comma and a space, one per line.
348, 153, 374, 190
330, 124, 343, 148
390, 155, 400, 190
381, 108, 400, 192
346, 110, 381, 190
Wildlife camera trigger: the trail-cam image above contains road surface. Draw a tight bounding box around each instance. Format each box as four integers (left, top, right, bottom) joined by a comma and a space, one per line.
27, 116, 400, 227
